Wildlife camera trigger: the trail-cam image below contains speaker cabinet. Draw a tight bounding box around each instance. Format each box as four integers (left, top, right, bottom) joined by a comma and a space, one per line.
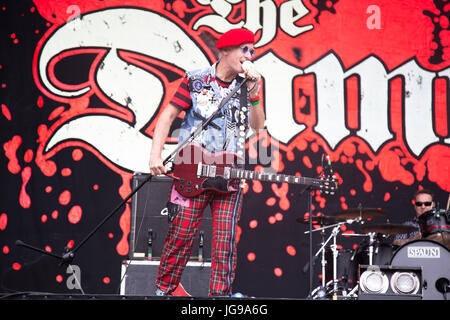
120, 260, 211, 296
129, 174, 212, 260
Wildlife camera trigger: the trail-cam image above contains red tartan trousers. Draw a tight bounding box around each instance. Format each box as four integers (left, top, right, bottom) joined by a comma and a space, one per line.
155, 183, 243, 296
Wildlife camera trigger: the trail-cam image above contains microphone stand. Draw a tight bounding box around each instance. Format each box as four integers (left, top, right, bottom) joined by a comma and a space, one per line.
15, 76, 249, 295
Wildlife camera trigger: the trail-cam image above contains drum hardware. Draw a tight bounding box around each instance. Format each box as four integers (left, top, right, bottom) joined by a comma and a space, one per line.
359, 223, 418, 235
332, 206, 388, 220
418, 208, 450, 249
305, 219, 361, 298
296, 215, 346, 226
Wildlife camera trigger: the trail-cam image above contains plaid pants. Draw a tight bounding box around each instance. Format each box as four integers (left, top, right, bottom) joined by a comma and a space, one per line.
155, 183, 243, 296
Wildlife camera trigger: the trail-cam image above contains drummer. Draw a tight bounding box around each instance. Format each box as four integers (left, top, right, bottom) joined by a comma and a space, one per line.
392, 189, 435, 247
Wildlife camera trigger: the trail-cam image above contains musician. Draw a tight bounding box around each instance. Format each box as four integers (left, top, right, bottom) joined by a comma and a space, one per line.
392, 189, 435, 247
149, 28, 265, 296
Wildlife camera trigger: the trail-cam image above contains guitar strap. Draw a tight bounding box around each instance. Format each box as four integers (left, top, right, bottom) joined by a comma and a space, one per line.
235, 76, 248, 169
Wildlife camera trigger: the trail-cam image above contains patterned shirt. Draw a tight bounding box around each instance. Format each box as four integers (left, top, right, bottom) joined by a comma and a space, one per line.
393, 219, 421, 241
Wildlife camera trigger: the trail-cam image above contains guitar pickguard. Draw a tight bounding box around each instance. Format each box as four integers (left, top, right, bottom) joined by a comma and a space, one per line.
201, 176, 234, 193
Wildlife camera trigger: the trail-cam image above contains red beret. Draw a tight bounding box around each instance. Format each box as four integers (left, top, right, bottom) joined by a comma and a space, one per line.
216, 28, 255, 49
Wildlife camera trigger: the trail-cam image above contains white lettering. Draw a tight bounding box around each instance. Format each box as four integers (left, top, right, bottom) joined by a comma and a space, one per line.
407, 246, 440, 258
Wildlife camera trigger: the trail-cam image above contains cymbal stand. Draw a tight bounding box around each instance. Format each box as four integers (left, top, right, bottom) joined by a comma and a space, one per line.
319, 229, 326, 288
305, 221, 346, 297
368, 232, 376, 265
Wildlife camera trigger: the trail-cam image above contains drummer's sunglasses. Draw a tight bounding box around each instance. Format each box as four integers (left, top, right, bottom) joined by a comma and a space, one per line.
415, 201, 432, 207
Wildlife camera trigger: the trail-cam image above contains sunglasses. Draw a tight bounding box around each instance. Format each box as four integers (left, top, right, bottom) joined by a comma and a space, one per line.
241, 46, 255, 57
415, 201, 432, 207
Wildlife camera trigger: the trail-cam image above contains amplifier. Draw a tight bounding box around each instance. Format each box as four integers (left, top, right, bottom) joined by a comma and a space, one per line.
129, 174, 212, 260
120, 260, 211, 296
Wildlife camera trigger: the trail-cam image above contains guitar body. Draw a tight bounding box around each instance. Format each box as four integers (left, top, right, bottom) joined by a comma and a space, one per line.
172, 143, 239, 198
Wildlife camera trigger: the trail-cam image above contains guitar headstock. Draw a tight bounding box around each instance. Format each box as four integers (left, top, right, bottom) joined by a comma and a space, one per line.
319, 172, 338, 195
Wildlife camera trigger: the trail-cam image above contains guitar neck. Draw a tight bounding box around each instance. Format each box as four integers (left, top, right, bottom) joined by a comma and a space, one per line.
231, 168, 323, 187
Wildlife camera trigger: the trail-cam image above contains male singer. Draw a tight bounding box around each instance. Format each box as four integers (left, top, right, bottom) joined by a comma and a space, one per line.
149, 28, 265, 296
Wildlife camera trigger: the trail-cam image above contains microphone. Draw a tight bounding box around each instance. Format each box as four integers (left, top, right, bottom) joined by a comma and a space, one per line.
435, 277, 450, 293
242, 60, 254, 72
242, 60, 258, 82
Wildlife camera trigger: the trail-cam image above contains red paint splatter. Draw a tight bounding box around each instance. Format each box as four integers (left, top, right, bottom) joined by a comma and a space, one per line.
45, 186, 52, 193
275, 212, 283, 221
24, 149, 34, 163
378, 150, 414, 186
0, 213, 7, 230
116, 175, 132, 256
37, 96, 44, 108
35, 125, 57, 176
425, 145, 450, 191
72, 149, 83, 161
68, 205, 82, 224
48, 106, 65, 120
56, 275, 63, 283
58, 190, 71, 205
286, 245, 296, 256
12, 263, 21, 271
266, 197, 276, 206
252, 180, 263, 193
51, 210, 58, 219
3, 246, 9, 254
247, 252, 256, 262
355, 159, 373, 192
274, 267, 283, 277
103, 277, 110, 284
268, 216, 276, 224
249, 220, 258, 229
302, 155, 312, 168
4, 135, 22, 174
236, 225, 242, 243
45, 246, 52, 252
41, 214, 47, 223
20, 167, 32, 209
271, 183, 290, 210
93, 184, 99, 190
1, 104, 11, 120
384, 192, 391, 202
61, 168, 72, 176
66, 240, 74, 248
35, 152, 57, 176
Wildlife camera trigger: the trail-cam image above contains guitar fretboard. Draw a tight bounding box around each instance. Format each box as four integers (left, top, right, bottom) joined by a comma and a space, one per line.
231, 168, 324, 188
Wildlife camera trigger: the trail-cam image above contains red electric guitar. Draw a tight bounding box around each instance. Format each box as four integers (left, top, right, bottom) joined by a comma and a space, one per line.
171, 143, 338, 198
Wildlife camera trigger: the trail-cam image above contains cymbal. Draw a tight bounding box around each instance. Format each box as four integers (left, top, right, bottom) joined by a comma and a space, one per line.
332, 207, 388, 220
296, 215, 345, 226
359, 223, 418, 235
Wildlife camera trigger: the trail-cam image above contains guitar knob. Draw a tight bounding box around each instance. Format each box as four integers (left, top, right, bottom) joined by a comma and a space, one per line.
179, 185, 184, 190
186, 188, 191, 193
187, 181, 192, 186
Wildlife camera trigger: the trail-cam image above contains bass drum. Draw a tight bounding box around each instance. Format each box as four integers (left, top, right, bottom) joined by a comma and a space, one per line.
390, 239, 450, 300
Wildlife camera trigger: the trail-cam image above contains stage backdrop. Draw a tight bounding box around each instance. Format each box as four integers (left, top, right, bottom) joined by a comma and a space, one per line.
1, 0, 449, 298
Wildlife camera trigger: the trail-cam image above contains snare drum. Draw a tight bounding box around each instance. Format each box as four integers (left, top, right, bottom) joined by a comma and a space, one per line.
418, 209, 450, 249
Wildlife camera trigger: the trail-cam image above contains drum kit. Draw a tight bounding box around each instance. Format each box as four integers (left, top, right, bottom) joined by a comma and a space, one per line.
298, 206, 450, 299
